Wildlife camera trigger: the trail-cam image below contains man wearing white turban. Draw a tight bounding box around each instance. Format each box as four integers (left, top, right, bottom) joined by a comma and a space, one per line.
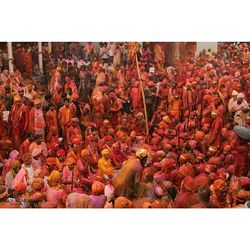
231, 93, 249, 126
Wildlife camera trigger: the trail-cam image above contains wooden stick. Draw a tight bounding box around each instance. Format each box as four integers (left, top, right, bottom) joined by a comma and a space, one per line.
71, 168, 74, 192
135, 53, 150, 143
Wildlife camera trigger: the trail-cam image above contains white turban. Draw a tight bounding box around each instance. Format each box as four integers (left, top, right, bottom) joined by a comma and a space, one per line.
237, 93, 245, 99
232, 90, 238, 96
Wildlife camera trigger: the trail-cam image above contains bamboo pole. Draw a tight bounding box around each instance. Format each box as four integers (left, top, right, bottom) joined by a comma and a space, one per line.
7, 42, 14, 73
135, 53, 149, 143
38, 42, 43, 74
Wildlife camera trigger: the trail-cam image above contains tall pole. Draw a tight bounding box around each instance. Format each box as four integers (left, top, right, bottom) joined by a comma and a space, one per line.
48, 42, 52, 54
7, 42, 14, 73
135, 53, 149, 143
38, 42, 43, 74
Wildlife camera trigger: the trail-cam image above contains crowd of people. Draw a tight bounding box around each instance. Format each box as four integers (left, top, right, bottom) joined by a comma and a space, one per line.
0, 42, 249, 208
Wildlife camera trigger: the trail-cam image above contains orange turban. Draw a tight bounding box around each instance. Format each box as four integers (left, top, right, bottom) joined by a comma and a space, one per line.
92, 181, 105, 195
46, 157, 57, 166
195, 131, 205, 140
182, 176, 196, 192
116, 130, 125, 140
213, 179, 226, 191
14, 95, 22, 102
130, 131, 137, 138
15, 183, 27, 194
232, 81, 241, 88
65, 157, 76, 166
223, 145, 231, 152
32, 178, 44, 192
81, 149, 90, 158
114, 197, 133, 208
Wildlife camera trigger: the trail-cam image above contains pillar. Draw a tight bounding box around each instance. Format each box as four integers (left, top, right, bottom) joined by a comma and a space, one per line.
173, 42, 180, 64
48, 42, 52, 54
38, 42, 43, 74
7, 42, 14, 73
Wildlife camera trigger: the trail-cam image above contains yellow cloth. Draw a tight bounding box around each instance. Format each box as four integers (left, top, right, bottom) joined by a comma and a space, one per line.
98, 157, 114, 176
55, 158, 63, 172
48, 170, 61, 185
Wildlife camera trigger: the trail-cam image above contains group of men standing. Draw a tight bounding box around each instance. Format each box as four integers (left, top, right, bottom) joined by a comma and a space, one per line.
0, 42, 249, 208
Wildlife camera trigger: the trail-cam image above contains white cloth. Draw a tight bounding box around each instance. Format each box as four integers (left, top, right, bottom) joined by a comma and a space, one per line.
156, 82, 161, 96
3, 111, 9, 122
228, 97, 236, 112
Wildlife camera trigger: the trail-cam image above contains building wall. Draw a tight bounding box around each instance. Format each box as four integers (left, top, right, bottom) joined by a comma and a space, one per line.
196, 42, 218, 56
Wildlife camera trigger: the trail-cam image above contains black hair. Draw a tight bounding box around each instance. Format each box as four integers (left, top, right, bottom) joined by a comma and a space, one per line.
61, 92, 67, 98
48, 103, 55, 109
45, 93, 52, 100
145, 173, 153, 183
33, 134, 42, 140
167, 187, 178, 200
91, 127, 97, 132
198, 186, 211, 203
